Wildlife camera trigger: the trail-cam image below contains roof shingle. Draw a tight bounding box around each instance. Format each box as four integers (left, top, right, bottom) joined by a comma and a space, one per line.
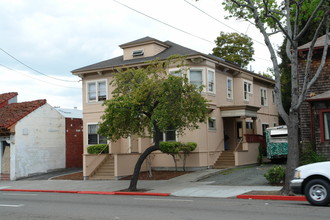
0, 99, 47, 129
0, 92, 18, 107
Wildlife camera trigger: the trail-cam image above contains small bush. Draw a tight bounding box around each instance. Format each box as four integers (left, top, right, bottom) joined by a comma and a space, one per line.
159, 142, 181, 154
87, 144, 109, 154
181, 142, 197, 152
264, 165, 285, 185
300, 145, 328, 165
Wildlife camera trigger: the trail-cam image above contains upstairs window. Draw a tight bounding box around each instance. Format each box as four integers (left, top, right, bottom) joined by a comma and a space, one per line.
208, 118, 216, 130
243, 80, 253, 101
87, 80, 107, 103
320, 110, 330, 142
132, 49, 144, 57
207, 69, 215, 93
189, 69, 204, 89
88, 124, 107, 145
227, 77, 233, 99
260, 88, 268, 106
154, 127, 177, 142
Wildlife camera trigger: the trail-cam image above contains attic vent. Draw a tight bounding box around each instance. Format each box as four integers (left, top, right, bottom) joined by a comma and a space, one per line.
132, 49, 144, 57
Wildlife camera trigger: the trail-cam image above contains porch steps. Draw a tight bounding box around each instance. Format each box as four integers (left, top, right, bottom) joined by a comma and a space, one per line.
0, 173, 10, 181
213, 151, 235, 169
89, 157, 115, 180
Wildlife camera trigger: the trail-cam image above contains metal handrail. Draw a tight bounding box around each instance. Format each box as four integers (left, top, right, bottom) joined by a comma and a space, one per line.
86, 144, 109, 168
234, 138, 243, 152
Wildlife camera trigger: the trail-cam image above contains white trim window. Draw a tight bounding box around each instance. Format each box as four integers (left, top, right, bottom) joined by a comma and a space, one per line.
227, 77, 233, 99
243, 80, 253, 101
87, 80, 107, 103
207, 69, 215, 93
87, 124, 107, 145
208, 118, 216, 130
189, 69, 204, 89
260, 88, 268, 106
154, 128, 177, 142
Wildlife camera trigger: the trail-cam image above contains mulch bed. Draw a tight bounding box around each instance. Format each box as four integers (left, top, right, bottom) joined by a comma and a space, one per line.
51, 171, 190, 180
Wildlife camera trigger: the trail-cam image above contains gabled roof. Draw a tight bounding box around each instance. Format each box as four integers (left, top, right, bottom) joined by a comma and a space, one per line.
72, 40, 205, 73
0, 92, 18, 106
298, 34, 330, 51
0, 99, 47, 129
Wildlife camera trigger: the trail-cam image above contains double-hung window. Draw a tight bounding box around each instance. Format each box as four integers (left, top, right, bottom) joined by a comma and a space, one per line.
154, 128, 177, 142
243, 80, 252, 101
87, 80, 107, 103
227, 77, 233, 99
207, 69, 215, 93
320, 110, 330, 142
260, 88, 268, 106
88, 124, 107, 145
189, 69, 203, 89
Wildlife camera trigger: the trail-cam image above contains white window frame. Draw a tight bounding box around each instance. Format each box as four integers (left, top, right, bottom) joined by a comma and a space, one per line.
260, 87, 268, 106
86, 79, 107, 103
207, 68, 216, 94
227, 77, 233, 100
243, 80, 253, 101
87, 123, 107, 145
208, 117, 216, 130
188, 68, 205, 91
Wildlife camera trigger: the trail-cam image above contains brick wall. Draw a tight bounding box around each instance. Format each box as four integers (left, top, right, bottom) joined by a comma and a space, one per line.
65, 118, 83, 168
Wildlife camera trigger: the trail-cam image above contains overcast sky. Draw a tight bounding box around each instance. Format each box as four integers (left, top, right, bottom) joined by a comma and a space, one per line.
0, 0, 283, 109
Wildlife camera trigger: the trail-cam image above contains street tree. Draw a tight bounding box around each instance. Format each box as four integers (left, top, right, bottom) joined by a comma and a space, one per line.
98, 56, 209, 191
221, 0, 330, 194
212, 31, 255, 68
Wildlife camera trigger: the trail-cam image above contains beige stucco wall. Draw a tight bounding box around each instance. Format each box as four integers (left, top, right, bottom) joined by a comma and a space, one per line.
235, 142, 260, 166
123, 44, 167, 60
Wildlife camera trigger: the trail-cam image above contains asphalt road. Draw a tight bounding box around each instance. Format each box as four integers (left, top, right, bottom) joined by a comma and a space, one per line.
0, 191, 328, 220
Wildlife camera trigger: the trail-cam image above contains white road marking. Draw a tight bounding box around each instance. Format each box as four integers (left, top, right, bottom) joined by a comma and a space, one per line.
0, 204, 24, 208
134, 198, 194, 202
0, 186, 10, 189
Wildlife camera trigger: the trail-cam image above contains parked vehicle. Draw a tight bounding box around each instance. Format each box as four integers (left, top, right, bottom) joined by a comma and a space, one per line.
266, 126, 288, 161
290, 161, 330, 206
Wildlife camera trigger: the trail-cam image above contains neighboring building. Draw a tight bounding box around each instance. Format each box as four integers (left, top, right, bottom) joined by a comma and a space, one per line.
55, 107, 83, 168
0, 93, 83, 180
298, 35, 330, 158
72, 37, 278, 180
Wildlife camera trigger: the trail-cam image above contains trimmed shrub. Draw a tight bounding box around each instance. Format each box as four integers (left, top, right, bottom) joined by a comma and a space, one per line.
264, 165, 285, 185
87, 144, 109, 154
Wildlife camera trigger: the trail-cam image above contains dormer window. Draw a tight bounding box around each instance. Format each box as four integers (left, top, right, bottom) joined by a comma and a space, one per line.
132, 49, 144, 57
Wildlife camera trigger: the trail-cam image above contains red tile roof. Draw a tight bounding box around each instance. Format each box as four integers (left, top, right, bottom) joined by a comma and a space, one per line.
0, 92, 18, 107
0, 99, 47, 129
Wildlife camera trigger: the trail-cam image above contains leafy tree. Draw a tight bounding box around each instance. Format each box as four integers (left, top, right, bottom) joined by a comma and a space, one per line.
98, 56, 209, 191
212, 31, 255, 68
221, 0, 330, 194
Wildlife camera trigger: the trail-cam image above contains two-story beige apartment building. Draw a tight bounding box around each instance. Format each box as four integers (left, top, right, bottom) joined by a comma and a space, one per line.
72, 37, 278, 180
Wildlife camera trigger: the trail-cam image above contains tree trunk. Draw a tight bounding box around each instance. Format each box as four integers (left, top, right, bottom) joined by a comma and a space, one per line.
282, 110, 300, 195
128, 145, 160, 191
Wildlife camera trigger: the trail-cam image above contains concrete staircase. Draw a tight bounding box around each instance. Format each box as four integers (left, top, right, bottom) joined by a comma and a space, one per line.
89, 156, 115, 180
213, 151, 235, 169
0, 173, 10, 181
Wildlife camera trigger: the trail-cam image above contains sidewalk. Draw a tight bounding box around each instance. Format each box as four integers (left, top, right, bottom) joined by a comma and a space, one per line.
0, 169, 305, 201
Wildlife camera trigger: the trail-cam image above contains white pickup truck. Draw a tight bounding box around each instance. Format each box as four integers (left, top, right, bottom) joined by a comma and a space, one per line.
290, 161, 330, 206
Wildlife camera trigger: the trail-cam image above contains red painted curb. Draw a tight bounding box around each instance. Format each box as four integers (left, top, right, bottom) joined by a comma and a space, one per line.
0, 189, 170, 197
113, 192, 171, 196
237, 194, 307, 201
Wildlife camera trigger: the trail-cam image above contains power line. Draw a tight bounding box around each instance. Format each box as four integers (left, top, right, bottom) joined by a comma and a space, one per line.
112, 0, 213, 44
183, 0, 266, 47
0, 47, 79, 83
0, 64, 81, 89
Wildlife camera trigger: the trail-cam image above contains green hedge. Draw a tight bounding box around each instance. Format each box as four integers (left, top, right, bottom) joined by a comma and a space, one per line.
87, 144, 109, 154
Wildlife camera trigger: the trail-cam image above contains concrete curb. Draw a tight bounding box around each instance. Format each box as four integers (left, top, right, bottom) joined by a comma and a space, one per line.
237, 194, 307, 201
0, 189, 170, 197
